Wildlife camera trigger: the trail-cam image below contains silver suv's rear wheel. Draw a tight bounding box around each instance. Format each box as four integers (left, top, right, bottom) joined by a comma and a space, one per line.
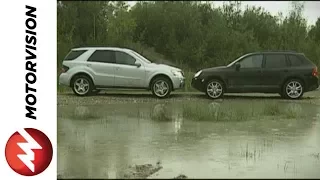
71, 75, 93, 96
282, 79, 304, 99
205, 79, 224, 99
151, 77, 172, 98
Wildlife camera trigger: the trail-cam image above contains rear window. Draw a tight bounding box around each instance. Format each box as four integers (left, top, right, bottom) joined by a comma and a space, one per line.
288, 54, 303, 67
87, 50, 116, 63
265, 54, 287, 68
298, 54, 315, 66
64, 50, 87, 61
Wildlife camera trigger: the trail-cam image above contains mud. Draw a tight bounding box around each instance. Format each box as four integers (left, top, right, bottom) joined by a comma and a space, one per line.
123, 163, 162, 179
173, 174, 188, 179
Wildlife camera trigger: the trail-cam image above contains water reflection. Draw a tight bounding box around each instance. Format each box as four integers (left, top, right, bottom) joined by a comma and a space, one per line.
58, 100, 320, 178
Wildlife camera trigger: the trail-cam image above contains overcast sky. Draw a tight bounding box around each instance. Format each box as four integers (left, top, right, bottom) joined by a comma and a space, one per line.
127, 1, 320, 26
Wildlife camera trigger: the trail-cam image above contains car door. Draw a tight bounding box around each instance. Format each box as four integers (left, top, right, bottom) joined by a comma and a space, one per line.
227, 54, 263, 92
261, 53, 290, 90
86, 50, 116, 87
113, 51, 146, 88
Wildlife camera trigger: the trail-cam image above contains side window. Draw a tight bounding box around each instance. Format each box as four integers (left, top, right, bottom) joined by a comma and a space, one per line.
64, 50, 87, 61
87, 50, 116, 63
265, 54, 287, 68
239, 55, 263, 68
115, 51, 136, 65
288, 55, 303, 67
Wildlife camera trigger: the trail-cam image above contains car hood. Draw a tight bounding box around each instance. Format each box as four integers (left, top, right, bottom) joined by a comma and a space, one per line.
149, 63, 182, 71
202, 66, 227, 72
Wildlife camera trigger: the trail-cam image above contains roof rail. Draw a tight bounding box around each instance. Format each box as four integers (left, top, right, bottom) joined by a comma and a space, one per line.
262, 50, 297, 52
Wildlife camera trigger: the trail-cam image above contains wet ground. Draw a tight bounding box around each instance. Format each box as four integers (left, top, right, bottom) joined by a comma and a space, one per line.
57, 91, 320, 178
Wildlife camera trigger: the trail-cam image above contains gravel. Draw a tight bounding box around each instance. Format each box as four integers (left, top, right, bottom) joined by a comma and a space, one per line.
57, 92, 208, 106
58, 90, 320, 106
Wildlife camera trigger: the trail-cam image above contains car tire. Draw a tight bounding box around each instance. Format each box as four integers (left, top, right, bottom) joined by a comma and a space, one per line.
151, 77, 172, 98
71, 75, 94, 96
205, 79, 225, 99
282, 79, 304, 99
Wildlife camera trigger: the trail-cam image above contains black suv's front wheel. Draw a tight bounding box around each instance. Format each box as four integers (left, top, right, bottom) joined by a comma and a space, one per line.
205, 79, 224, 99
71, 75, 94, 96
282, 79, 304, 99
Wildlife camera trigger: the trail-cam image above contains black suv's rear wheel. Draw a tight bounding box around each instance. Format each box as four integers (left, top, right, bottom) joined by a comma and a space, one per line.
282, 79, 304, 99
71, 75, 93, 96
205, 79, 224, 99
151, 77, 172, 98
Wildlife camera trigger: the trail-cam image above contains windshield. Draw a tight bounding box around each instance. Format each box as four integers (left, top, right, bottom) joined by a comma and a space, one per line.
226, 54, 246, 67
130, 50, 151, 64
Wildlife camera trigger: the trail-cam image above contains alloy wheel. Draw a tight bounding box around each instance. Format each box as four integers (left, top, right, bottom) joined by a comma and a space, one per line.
285, 81, 303, 99
74, 78, 90, 95
153, 80, 169, 97
206, 81, 223, 99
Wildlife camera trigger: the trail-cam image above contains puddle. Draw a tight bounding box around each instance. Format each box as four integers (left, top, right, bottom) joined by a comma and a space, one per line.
58, 100, 320, 178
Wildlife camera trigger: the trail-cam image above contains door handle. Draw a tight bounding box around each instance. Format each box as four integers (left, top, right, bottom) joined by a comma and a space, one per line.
86, 64, 92, 67
284, 69, 289, 72
115, 67, 120, 70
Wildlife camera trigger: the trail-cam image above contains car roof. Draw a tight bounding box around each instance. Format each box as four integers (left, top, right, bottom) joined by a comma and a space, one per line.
71, 47, 133, 52
245, 51, 303, 56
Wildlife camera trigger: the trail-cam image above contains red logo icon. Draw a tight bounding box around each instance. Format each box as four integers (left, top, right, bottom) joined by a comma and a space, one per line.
5, 128, 53, 176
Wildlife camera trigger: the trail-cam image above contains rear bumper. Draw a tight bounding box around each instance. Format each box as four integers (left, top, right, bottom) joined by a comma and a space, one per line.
59, 73, 71, 86
305, 76, 319, 92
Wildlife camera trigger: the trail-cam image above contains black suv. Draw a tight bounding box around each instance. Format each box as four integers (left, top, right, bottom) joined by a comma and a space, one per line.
191, 51, 319, 99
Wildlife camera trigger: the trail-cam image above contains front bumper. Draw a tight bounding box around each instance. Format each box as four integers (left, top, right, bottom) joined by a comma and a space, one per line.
172, 76, 185, 90
191, 77, 205, 92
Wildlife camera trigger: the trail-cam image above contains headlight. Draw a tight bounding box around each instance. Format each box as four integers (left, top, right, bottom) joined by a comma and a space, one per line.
171, 70, 183, 77
194, 70, 202, 78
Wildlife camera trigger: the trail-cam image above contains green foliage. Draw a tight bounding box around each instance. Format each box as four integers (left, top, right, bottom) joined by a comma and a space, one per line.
57, 1, 320, 76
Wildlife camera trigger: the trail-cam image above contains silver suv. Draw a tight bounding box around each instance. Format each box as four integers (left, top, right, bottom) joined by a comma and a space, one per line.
59, 47, 185, 98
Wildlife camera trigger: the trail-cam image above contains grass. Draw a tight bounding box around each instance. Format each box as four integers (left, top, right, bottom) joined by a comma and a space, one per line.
57, 85, 70, 94
182, 103, 251, 122
263, 101, 305, 119
263, 102, 281, 116
150, 104, 173, 121
58, 106, 102, 120
182, 70, 197, 92
181, 101, 303, 122
72, 111, 101, 120
239, 142, 262, 160
283, 103, 304, 119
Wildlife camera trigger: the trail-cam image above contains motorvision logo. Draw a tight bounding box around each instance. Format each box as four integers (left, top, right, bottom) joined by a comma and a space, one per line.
4, 5, 53, 176
5, 128, 53, 176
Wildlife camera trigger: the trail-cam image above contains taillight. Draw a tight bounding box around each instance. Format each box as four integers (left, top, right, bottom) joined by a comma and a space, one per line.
61, 65, 69, 73
312, 67, 318, 77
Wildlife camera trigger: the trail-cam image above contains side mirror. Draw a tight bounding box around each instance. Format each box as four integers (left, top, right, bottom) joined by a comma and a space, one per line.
235, 62, 240, 71
134, 62, 141, 67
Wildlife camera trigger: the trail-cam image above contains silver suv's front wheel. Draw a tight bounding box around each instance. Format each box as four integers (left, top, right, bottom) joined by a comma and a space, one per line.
71, 75, 93, 96
151, 77, 172, 98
